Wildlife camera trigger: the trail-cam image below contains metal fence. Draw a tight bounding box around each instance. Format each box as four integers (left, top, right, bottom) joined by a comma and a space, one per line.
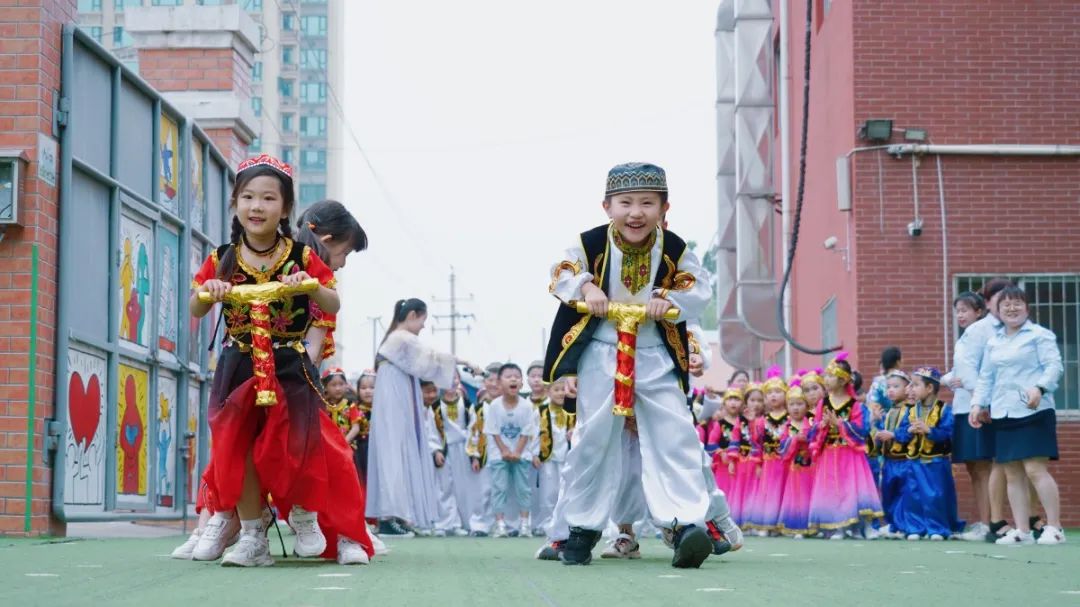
51, 24, 232, 521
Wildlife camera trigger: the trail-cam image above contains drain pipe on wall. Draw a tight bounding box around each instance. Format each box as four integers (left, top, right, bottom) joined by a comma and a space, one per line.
936, 156, 950, 366
779, 0, 791, 373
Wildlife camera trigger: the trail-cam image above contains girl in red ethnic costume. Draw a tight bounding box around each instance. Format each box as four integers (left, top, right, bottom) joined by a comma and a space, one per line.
189, 155, 373, 566
727, 382, 763, 525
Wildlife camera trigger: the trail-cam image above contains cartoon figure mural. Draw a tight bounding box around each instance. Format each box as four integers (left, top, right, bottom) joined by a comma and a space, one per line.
157, 375, 177, 508
157, 229, 179, 354
117, 365, 148, 498
119, 217, 153, 347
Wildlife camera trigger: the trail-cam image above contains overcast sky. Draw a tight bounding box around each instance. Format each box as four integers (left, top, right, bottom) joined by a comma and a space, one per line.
336, 0, 720, 372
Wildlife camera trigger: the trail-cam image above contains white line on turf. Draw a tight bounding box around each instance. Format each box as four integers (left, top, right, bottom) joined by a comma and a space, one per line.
76, 565, 103, 568
317, 573, 352, 577
695, 588, 733, 592
658, 575, 683, 579
25, 573, 60, 577
312, 587, 348, 591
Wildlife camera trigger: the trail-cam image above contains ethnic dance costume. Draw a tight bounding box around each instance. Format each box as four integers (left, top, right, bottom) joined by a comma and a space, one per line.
194, 239, 373, 559
544, 163, 714, 565
806, 357, 884, 534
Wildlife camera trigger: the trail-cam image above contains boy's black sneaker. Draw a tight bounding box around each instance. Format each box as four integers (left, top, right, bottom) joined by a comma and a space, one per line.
672, 525, 712, 569
378, 519, 415, 538
560, 527, 601, 566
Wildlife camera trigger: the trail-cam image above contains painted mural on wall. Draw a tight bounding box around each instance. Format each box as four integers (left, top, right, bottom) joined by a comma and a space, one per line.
119, 215, 153, 348
187, 381, 202, 504
190, 137, 205, 231
156, 373, 177, 508
157, 227, 179, 356
188, 242, 203, 365
160, 113, 179, 215
117, 363, 149, 499
64, 349, 107, 507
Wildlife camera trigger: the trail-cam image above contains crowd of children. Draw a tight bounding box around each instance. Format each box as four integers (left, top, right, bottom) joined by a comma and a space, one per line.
693, 355, 969, 541
172, 154, 1063, 573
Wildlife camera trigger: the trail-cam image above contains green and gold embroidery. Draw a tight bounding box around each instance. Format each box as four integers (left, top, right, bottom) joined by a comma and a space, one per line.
612, 228, 656, 295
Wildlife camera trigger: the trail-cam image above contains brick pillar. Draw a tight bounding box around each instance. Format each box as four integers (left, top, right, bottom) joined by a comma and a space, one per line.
125, 5, 258, 168
0, 0, 74, 536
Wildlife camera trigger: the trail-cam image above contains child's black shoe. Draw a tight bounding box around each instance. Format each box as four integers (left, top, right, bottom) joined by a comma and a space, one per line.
560, 527, 601, 566
672, 525, 712, 569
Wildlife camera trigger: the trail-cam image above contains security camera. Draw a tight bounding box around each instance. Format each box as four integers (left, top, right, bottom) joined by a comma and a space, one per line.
907, 218, 923, 238
823, 236, 838, 250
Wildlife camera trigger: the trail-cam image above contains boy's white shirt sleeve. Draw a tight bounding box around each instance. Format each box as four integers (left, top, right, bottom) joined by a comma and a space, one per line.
378, 330, 457, 390
483, 402, 501, 438
524, 406, 541, 459
653, 248, 710, 323
549, 241, 593, 304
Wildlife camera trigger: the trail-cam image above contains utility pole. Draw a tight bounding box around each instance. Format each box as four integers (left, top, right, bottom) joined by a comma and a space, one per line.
433, 266, 474, 356
367, 316, 382, 364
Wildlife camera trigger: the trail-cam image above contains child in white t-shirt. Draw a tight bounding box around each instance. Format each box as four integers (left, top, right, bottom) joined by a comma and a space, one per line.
484, 363, 540, 537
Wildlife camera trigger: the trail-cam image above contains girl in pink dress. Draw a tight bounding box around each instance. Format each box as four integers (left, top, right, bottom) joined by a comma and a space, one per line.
705, 388, 744, 498
727, 383, 763, 525
806, 354, 884, 539
746, 369, 790, 535
778, 386, 815, 537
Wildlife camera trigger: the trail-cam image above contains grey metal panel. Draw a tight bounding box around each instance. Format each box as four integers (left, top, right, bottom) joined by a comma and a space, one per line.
206, 159, 225, 242
68, 169, 112, 344
116, 81, 155, 201
718, 248, 762, 370
733, 0, 781, 341
71, 41, 112, 175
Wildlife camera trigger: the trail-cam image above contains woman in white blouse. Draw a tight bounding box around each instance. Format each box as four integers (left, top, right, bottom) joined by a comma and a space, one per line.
970, 286, 1065, 545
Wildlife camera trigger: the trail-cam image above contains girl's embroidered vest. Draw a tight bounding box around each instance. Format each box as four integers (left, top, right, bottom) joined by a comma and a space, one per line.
542, 224, 691, 410
761, 411, 788, 456
788, 417, 813, 467
883, 403, 910, 460
215, 240, 314, 346
537, 403, 575, 462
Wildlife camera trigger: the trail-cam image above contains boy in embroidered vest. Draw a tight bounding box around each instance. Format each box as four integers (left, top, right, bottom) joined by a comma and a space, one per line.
894, 367, 963, 540
429, 376, 474, 537
544, 162, 714, 568
525, 360, 549, 535
466, 362, 503, 536
534, 376, 575, 538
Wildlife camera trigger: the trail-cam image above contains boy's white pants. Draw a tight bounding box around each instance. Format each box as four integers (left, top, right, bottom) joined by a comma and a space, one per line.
561, 340, 709, 531
533, 458, 563, 533
434, 442, 474, 531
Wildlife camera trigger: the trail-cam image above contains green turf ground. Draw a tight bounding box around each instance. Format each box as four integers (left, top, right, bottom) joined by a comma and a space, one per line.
2, 532, 1079, 607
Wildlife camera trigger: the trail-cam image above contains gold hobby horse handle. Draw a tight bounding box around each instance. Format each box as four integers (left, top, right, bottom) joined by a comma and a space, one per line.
571, 301, 680, 417
199, 277, 320, 406
572, 301, 680, 328
197, 277, 320, 305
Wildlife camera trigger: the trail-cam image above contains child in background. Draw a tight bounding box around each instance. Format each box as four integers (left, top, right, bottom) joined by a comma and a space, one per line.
894, 368, 961, 540
728, 383, 763, 525
807, 353, 883, 539
429, 377, 474, 537
484, 364, 540, 538
800, 370, 826, 410
706, 389, 743, 498
534, 377, 575, 537
778, 386, 814, 538
354, 371, 375, 487
747, 369, 790, 535
874, 370, 913, 540
323, 368, 361, 450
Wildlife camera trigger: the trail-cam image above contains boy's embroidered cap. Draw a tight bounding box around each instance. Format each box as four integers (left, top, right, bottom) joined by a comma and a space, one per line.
605, 162, 668, 196
238, 153, 294, 179
913, 367, 941, 384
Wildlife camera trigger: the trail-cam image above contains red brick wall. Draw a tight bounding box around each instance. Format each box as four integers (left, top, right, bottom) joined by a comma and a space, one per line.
0, 0, 74, 535
137, 48, 246, 94
846, 0, 1080, 526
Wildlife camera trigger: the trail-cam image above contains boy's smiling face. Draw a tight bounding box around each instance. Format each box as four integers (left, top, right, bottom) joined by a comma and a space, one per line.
603, 191, 668, 246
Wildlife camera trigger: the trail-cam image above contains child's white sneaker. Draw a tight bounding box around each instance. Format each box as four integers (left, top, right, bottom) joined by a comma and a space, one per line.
519, 515, 532, 538
453, 528, 470, 537
192, 512, 239, 561
906, 533, 921, 541
221, 528, 274, 567
493, 520, 509, 538
1036, 525, 1066, 545
288, 506, 327, 557
995, 528, 1035, 546
959, 522, 989, 542
600, 533, 642, 559
929, 534, 945, 541
171, 529, 201, 559
432, 529, 447, 538
336, 537, 370, 565
369, 533, 390, 555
